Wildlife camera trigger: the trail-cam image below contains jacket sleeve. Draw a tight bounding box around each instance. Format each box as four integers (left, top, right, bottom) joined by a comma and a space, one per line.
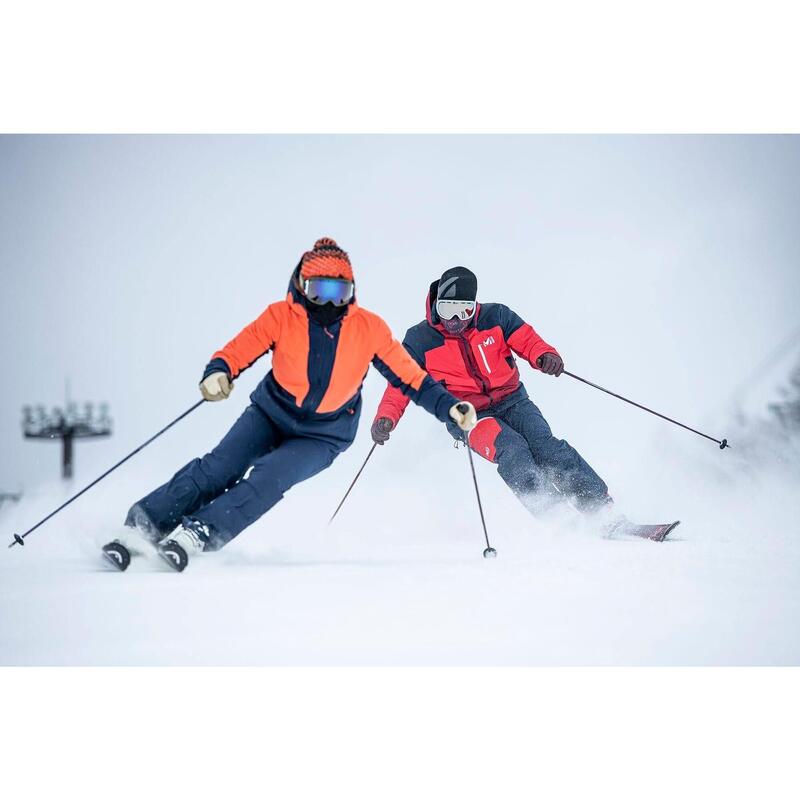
497, 304, 560, 369
204, 302, 284, 379
370, 317, 456, 424
374, 333, 426, 425
375, 384, 412, 426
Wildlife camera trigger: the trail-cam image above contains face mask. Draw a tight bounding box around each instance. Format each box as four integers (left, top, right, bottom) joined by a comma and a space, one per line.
305, 300, 346, 326
441, 315, 472, 335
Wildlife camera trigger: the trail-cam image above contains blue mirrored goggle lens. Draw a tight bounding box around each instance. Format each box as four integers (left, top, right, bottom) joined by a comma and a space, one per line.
303, 278, 354, 306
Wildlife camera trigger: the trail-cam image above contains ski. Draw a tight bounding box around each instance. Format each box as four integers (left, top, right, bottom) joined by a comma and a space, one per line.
102, 525, 199, 573
619, 520, 681, 542
101, 540, 131, 571
158, 540, 189, 572
100, 530, 159, 571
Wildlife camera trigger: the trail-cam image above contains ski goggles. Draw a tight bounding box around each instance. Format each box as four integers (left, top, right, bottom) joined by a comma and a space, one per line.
303, 277, 355, 307
436, 298, 476, 321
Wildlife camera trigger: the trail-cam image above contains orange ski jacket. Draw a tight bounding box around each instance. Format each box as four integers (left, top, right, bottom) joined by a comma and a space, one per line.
205, 271, 456, 426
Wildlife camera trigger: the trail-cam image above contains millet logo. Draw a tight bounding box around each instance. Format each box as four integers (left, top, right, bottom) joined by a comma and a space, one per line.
482, 336, 495, 347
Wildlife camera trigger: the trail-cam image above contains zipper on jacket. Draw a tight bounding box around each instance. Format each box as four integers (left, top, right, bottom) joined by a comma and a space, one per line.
302, 319, 340, 414
456, 336, 490, 394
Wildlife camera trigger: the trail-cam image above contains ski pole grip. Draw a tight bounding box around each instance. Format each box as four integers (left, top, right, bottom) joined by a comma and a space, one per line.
457, 403, 470, 414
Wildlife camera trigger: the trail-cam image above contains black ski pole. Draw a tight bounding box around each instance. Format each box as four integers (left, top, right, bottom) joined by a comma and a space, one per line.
7, 399, 206, 549
458, 404, 496, 559
328, 443, 378, 525
562, 370, 730, 449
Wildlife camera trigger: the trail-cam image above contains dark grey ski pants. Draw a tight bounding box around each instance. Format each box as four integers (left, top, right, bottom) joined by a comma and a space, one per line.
447, 393, 609, 513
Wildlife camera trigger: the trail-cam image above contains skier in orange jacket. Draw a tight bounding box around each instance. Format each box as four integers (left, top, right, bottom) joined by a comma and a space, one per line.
122, 239, 475, 569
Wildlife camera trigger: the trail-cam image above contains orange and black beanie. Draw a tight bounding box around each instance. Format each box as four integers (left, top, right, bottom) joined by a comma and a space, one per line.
299, 238, 354, 282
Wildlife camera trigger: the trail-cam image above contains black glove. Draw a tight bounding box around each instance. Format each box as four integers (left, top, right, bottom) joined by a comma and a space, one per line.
537, 352, 564, 376
371, 417, 394, 444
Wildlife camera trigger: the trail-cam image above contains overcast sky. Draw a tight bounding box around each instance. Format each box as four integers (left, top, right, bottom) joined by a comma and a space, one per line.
1, 135, 798, 494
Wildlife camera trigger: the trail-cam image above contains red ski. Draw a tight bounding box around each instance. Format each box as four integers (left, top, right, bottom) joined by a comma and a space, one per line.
619, 521, 680, 542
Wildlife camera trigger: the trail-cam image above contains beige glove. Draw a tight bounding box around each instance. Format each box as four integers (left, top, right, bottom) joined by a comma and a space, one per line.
449, 401, 477, 432
200, 372, 233, 402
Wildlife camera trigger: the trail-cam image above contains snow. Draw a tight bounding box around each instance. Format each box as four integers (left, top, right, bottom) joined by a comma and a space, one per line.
1, 135, 799, 665
2, 412, 798, 665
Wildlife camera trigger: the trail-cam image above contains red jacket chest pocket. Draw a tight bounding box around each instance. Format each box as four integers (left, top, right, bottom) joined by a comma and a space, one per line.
470, 327, 514, 384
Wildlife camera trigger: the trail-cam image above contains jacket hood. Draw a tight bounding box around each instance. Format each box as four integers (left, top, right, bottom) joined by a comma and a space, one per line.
425, 279, 441, 326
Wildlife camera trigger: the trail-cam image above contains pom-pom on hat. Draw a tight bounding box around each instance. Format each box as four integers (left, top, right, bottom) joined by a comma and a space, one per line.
300, 238, 354, 282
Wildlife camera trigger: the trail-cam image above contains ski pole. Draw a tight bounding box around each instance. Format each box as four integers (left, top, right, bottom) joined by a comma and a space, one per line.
458, 404, 497, 559
328, 443, 378, 525
562, 371, 730, 449
7, 399, 206, 549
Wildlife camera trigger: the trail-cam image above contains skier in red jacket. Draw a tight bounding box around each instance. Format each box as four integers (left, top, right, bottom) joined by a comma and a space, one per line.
372, 266, 612, 518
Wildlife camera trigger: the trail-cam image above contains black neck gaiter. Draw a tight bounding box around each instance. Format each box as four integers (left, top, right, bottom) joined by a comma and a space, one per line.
305, 300, 347, 327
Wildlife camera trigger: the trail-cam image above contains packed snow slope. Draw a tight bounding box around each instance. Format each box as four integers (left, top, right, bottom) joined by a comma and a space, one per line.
1, 135, 799, 664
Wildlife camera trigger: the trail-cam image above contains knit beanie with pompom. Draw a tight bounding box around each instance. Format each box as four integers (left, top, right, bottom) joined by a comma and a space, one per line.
299, 238, 354, 282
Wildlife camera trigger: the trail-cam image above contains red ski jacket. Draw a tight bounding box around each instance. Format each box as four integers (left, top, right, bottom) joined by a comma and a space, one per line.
375, 280, 559, 425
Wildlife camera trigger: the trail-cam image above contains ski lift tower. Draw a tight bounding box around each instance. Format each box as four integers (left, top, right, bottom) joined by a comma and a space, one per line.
22, 402, 113, 479
0, 491, 21, 510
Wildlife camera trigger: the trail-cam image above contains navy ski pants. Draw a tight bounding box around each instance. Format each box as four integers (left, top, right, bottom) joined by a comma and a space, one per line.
126, 403, 340, 550
449, 394, 608, 513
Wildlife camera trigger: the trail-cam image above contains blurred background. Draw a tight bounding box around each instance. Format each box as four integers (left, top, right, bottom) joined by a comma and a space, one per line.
1, 135, 798, 498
